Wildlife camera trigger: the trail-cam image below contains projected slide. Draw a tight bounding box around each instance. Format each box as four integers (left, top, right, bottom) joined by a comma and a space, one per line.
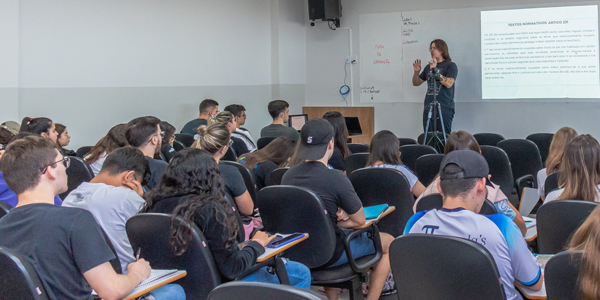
481, 6, 600, 99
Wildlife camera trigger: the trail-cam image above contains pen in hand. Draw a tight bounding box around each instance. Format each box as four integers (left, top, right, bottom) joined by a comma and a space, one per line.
135, 247, 141, 261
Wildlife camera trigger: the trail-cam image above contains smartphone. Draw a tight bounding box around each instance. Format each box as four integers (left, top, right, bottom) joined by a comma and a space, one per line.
266, 233, 304, 248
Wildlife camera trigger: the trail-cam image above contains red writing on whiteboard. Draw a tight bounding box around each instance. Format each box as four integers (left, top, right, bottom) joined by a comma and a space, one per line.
373, 59, 390, 64
375, 45, 384, 49
377, 52, 382, 57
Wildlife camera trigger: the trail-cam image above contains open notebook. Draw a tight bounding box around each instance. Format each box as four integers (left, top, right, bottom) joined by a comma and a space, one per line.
93, 269, 186, 299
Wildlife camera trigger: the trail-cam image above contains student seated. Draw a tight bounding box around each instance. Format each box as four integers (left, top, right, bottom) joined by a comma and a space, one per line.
1, 133, 62, 207
260, 100, 300, 141
55, 123, 76, 156
537, 127, 578, 199
159, 121, 177, 162
322, 111, 351, 172
544, 134, 600, 204
192, 123, 253, 217
568, 204, 600, 299
225, 104, 257, 152
125, 116, 168, 190
144, 148, 311, 289
405, 150, 543, 300
282, 119, 393, 300
414, 130, 527, 236
213, 111, 249, 157
367, 130, 426, 197
180, 99, 219, 135
85, 123, 129, 176
238, 136, 296, 190
0, 136, 185, 300
19, 116, 59, 144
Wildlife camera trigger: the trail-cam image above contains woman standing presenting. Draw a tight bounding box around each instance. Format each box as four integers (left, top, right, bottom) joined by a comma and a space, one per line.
412, 39, 458, 135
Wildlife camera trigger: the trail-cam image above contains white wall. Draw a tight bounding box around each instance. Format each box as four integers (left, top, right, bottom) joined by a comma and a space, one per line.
304, 0, 600, 140
0, 0, 19, 123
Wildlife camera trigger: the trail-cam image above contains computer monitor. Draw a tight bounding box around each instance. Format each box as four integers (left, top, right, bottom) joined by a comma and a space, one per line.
345, 117, 362, 136
289, 114, 308, 131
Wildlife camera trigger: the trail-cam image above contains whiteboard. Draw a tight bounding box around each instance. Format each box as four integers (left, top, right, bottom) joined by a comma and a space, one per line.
359, 8, 482, 103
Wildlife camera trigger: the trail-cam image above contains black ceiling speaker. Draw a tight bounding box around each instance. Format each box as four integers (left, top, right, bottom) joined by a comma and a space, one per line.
308, 0, 342, 21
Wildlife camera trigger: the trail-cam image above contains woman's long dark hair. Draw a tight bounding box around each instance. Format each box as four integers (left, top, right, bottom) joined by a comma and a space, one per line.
367, 130, 402, 166
85, 124, 129, 164
19, 117, 53, 135
143, 148, 238, 255
239, 136, 295, 169
322, 111, 351, 159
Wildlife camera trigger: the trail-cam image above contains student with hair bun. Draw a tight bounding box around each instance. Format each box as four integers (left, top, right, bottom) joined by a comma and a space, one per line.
19, 117, 59, 144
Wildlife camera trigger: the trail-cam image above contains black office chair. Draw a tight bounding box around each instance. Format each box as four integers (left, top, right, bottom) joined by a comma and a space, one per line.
497, 139, 543, 188
544, 171, 560, 197
545, 251, 582, 300
415, 193, 497, 215
473, 133, 505, 146
345, 153, 369, 175
173, 140, 185, 152
175, 133, 195, 148
480, 146, 514, 198
208, 282, 327, 300
59, 157, 94, 200
390, 234, 506, 300
537, 200, 598, 254
267, 167, 289, 186
0, 201, 12, 218
526, 133, 554, 167
0, 246, 50, 300
398, 137, 418, 146
349, 168, 415, 237
399, 144, 438, 173
221, 147, 237, 162
414, 154, 444, 187
417, 132, 447, 153
347, 143, 369, 153
75, 146, 92, 158
126, 213, 289, 300
257, 186, 383, 300
257, 137, 276, 150
220, 161, 257, 204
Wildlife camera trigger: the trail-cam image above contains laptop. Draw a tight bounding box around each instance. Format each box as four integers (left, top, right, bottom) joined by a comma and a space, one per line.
345, 117, 362, 136
519, 187, 540, 217
288, 114, 308, 131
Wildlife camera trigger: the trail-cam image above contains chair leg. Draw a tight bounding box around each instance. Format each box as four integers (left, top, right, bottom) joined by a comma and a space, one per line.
347, 276, 365, 300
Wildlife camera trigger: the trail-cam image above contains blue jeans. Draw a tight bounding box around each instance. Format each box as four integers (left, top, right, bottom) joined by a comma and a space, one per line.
329, 231, 376, 267
241, 259, 311, 289
144, 284, 186, 300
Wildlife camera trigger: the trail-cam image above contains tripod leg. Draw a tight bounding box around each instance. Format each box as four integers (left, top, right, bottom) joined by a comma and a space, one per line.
423, 105, 434, 145
437, 104, 447, 143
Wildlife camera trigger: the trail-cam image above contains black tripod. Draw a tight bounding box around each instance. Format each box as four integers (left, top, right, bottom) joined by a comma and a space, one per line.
423, 69, 447, 151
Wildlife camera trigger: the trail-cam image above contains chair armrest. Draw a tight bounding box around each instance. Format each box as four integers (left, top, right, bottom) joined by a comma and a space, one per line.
234, 256, 291, 285
516, 174, 535, 189
342, 224, 383, 273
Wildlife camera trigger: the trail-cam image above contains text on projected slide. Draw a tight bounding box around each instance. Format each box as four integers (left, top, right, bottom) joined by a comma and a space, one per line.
481, 5, 600, 99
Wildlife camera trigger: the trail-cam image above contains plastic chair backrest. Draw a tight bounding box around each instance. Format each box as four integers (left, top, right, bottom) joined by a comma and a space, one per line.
75, 146, 92, 158
473, 133, 505, 146
480, 146, 514, 197
526, 133, 554, 168
348, 168, 414, 237
257, 186, 337, 268
0, 201, 12, 219
257, 137, 276, 150
347, 143, 369, 153
208, 281, 327, 300
0, 247, 50, 300
537, 200, 598, 254
175, 134, 195, 148
221, 147, 237, 162
497, 139, 543, 187
344, 153, 369, 175
266, 167, 289, 187
59, 157, 94, 200
545, 251, 582, 300
398, 137, 418, 146
126, 213, 221, 300
544, 171, 560, 197
399, 144, 438, 173
220, 161, 257, 204
390, 234, 506, 300
414, 154, 444, 187
173, 140, 185, 152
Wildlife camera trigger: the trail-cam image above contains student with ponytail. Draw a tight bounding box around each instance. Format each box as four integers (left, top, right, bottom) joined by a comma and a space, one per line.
568, 204, 600, 300
19, 117, 59, 144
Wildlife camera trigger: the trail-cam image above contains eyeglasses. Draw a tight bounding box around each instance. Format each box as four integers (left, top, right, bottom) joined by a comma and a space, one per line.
160, 131, 165, 138
41, 156, 70, 174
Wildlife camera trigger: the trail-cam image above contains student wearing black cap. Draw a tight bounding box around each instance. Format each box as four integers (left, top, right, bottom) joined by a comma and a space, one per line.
282, 118, 393, 300
404, 150, 543, 300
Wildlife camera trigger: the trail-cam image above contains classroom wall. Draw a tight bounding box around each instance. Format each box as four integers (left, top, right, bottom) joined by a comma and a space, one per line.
304, 0, 600, 140
3, 0, 307, 148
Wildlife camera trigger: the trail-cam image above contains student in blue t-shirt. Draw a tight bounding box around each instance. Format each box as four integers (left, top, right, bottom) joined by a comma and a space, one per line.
404, 150, 543, 300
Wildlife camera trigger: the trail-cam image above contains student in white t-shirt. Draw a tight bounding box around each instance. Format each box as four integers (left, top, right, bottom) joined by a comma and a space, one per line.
544, 134, 600, 204
537, 127, 578, 199
367, 130, 426, 197
63, 147, 150, 272
405, 150, 543, 300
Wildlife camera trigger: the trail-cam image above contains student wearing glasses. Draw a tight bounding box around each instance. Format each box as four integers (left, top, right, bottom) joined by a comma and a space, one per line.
225, 104, 257, 152
125, 116, 168, 190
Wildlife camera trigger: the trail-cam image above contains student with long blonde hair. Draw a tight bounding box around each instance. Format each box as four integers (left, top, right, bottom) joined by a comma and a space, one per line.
544, 134, 600, 203
537, 127, 578, 199
568, 204, 600, 300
